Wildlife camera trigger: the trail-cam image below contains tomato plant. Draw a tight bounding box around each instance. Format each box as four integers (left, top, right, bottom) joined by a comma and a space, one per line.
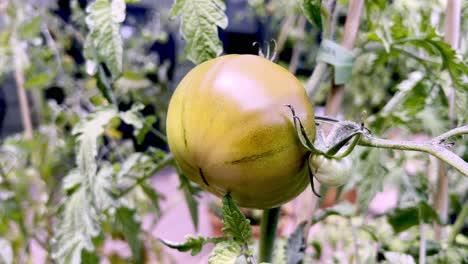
0, 0, 467, 264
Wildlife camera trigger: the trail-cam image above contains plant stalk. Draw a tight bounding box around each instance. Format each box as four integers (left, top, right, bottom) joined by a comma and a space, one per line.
258, 207, 281, 263
448, 202, 468, 243
419, 221, 426, 264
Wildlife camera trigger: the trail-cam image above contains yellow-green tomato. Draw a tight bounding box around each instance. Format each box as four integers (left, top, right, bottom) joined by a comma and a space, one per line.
309, 156, 351, 187
166, 54, 315, 209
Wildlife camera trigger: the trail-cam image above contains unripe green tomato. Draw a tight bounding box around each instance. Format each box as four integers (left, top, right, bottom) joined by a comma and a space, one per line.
309, 156, 351, 187
166, 55, 315, 209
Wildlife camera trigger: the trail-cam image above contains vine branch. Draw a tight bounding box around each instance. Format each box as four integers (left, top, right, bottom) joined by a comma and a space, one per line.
358, 125, 468, 176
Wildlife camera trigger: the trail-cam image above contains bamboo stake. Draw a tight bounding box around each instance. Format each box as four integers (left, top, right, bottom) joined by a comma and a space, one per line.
322, 0, 364, 207
11, 31, 33, 139
434, 0, 461, 241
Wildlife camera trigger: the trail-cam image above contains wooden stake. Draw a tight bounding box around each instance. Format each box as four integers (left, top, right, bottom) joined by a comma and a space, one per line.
434, 0, 461, 241
322, 0, 364, 207
11, 32, 33, 139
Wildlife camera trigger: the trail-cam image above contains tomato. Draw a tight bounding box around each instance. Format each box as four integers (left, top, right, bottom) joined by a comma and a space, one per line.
309, 156, 351, 187
166, 54, 315, 209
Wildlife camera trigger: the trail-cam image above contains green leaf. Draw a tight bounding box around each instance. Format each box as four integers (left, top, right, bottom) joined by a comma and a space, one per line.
387, 201, 440, 234
418, 201, 440, 224
0, 238, 13, 264
80, 250, 99, 264
272, 238, 287, 264
170, 0, 228, 64
221, 195, 252, 243
52, 187, 100, 264
285, 222, 307, 264
116, 207, 142, 263
208, 241, 242, 264
140, 182, 162, 215
177, 169, 201, 230
85, 0, 126, 77
161, 236, 226, 256
354, 149, 386, 211
383, 252, 416, 264
18, 16, 42, 39
120, 103, 144, 132
24, 72, 55, 89
300, 0, 322, 30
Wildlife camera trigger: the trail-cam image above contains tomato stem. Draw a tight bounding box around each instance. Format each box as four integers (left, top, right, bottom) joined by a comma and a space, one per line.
258, 207, 281, 263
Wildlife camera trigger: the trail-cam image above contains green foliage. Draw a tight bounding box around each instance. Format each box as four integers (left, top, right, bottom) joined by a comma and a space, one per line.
387, 201, 440, 234
170, 0, 228, 64
116, 207, 142, 262
161, 236, 225, 256
300, 0, 322, 30
177, 169, 201, 230
221, 195, 252, 244
208, 241, 242, 264
383, 252, 416, 264
84, 0, 126, 77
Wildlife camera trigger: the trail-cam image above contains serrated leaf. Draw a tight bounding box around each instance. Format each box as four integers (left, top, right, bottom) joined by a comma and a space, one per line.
285, 222, 306, 264
53, 108, 120, 263
161, 236, 206, 256
93, 163, 117, 211
170, 0, 228, 64
384, 252, 416, 264
221, 195, 252, 243
116, 207, 142, 262
0, 238, 13, 264
85, 0, 126, 77
161, 236, 226, 256
300, 0, 322, 30
52, 187, 100, 264
208, 241, 242, 264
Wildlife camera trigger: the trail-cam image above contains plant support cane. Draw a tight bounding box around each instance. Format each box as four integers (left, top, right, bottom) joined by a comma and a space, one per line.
322, 0, 364, 208
434, 0, 461, 241
258, 207, 281, 263
11, 30, 33, 139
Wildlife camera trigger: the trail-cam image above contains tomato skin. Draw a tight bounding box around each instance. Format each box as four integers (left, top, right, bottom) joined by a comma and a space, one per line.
309, 156, 351, 187
166, 55, 315, 209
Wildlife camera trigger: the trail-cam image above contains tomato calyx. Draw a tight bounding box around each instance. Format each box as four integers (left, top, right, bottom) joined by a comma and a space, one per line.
286, 105, 368, 196
253, 39, 278, 62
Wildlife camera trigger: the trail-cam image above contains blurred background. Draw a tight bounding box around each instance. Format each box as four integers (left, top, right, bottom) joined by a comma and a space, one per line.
0, 0, 467, 263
